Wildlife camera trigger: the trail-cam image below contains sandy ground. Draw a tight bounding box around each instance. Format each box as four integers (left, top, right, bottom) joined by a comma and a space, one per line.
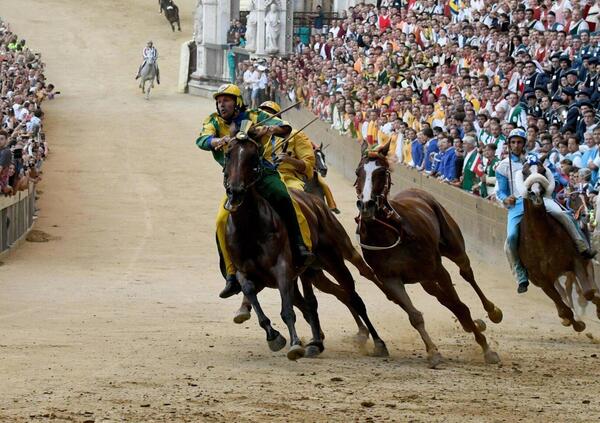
0, 1, 599, 422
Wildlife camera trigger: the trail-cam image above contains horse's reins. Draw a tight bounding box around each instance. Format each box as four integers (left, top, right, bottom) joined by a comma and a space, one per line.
356, 167, 403, 251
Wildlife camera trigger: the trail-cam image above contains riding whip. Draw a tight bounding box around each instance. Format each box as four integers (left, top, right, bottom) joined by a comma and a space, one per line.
250, 100, 302, 130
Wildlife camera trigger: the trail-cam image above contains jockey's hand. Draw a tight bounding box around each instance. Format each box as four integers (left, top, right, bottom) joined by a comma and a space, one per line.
211, 136, 231, 150
276, 152, 292, 164
249, 125, 272, 139
503, 196, 516, 207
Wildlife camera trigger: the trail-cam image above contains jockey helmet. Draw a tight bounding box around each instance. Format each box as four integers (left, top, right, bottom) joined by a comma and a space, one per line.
258, 101, 281, 115
508, 128, 527, 142
147, 40, 153, 46
213, 83, 244, 109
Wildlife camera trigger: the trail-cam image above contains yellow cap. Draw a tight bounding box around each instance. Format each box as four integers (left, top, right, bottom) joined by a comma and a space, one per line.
259, 100, 282, 114
213, 84, 244, 108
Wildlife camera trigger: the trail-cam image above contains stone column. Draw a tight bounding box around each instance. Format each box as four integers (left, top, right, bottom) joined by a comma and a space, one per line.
255, 0, 267, 56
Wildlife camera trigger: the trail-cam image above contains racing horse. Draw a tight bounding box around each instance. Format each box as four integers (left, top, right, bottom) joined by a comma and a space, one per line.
159, 0, 181, 32
518, 163, 600, 330
138, 57, 157, 100
224, 129, 388, 361
355, 143, 503, 367
233, 141, 372, 344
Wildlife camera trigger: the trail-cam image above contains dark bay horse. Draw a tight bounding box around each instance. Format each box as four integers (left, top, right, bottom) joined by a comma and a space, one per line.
354, 143, 503, 367
159, 0, 181, 31
224, 131, 388, 361
518, 164, 600, 330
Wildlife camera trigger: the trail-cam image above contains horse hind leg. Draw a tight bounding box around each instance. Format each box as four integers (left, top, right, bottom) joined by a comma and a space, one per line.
451, 253, 503, 324
322, 257, 389, 357
238, 274, 287, 352
380, 279, 442, 368
538, 278, 586, 332
310, 269, 369, 343
424, 267, 500, 365
573, 260, 600, 321
233, 295, 252, 324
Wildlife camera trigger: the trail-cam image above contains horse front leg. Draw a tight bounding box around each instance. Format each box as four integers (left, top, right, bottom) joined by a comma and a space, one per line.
275, 260, 305, 361
237, 273, 287, 352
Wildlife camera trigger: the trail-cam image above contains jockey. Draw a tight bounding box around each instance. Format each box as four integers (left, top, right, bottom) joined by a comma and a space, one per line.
196, 84, 314, 298
135, 41, 160, 84
496, 128, 596, 294
258, 101, 315, 191
258, 101, 339, 212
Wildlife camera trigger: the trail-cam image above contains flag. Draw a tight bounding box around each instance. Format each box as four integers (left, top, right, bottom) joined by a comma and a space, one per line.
449, 0, 461, 16
470, 153, 484, 177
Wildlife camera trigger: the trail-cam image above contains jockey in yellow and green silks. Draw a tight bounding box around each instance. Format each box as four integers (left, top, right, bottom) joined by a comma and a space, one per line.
196, 84, 314, 298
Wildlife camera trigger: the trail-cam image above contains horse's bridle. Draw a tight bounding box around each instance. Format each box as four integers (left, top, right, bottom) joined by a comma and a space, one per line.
356, 162, 403, 251
223, 135, 263, 193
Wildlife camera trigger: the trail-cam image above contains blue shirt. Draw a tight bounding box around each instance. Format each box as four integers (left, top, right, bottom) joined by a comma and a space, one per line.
411, 139, 425, 168
440, 147, 457, 181
423, 138, 439, 172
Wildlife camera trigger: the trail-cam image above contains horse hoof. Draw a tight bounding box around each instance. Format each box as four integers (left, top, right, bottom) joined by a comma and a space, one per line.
573, 320, 586, 332
428, 352, 443, 369
372, 340, 389, 357
267, 333, 286, 352
353, 330, 369, 346
474, 319, 487, 332
287, 344, 305, 361
305, 345, 322, 358
233, 308, 251, 324
484, 350, 501, 364
488, 307, 503, 324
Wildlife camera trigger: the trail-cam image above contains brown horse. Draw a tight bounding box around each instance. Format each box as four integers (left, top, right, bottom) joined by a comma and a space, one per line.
224, 131, 388, 360
159, 0, 181, 31
354, 143, 503, 367
518, 165, 600, 330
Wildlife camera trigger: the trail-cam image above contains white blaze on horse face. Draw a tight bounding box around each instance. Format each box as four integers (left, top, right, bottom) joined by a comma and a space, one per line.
362, 161, 380, 204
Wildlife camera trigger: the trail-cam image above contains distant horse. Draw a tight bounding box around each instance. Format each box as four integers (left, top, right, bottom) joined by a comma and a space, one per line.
518, 163, 600, 331
355, 143, 502, 367
305, 143, 328, 200
138, 57, 157, 100
224, 130, 388, 361
159, 0, 181, 32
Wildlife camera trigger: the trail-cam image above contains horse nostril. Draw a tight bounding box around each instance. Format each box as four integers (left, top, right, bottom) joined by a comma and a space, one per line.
356, 200, 363, 210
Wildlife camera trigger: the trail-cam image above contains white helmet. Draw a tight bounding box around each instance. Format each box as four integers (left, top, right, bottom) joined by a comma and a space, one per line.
508, 128, 527, 142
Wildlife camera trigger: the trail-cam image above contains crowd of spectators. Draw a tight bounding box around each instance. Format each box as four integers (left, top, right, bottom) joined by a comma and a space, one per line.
234, 0, 600, 214
0, 18, 56, 200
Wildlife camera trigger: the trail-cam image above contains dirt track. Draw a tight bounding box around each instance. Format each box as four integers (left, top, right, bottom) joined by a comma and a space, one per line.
0, 1, 599, 422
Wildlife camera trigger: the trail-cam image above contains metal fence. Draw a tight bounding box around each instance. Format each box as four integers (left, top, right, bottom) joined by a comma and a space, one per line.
0, 186, 35, 254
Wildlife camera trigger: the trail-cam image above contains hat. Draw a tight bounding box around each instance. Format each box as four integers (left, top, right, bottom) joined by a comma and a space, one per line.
582, 54, 592, 60
559, 55, 572, 64
550, 53, 561, 61
590, 57, 600, 65
577, 88, 592, 97
534, 86, 548, 94
563, 86, 576, 97
508, 128, 527, 141
257, 65, 267, 71
551, 95, 565, 104
526, 92, 537, 100
565, 69, 578, 77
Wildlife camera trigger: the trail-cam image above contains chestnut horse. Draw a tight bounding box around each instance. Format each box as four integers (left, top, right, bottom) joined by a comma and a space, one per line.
354, 143, 503, 367
518, 164, 600, 330
224, 132, 388, 361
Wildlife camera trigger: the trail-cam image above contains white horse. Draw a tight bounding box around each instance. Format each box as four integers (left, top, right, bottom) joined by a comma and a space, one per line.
139, 57, 158, 100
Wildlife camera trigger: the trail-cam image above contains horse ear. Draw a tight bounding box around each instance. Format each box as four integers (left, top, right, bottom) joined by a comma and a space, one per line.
319, 141, 323, 150
377, 141, 391, 158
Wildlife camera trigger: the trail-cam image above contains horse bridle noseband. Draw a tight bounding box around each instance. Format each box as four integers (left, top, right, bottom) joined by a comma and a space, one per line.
356, 164, 403, 251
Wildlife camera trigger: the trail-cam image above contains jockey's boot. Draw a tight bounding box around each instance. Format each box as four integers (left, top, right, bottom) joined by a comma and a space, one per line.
517, 281, 529, 294
293, 241, 315, 269
582, 249, 597, 259
219, 274, 241, 298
